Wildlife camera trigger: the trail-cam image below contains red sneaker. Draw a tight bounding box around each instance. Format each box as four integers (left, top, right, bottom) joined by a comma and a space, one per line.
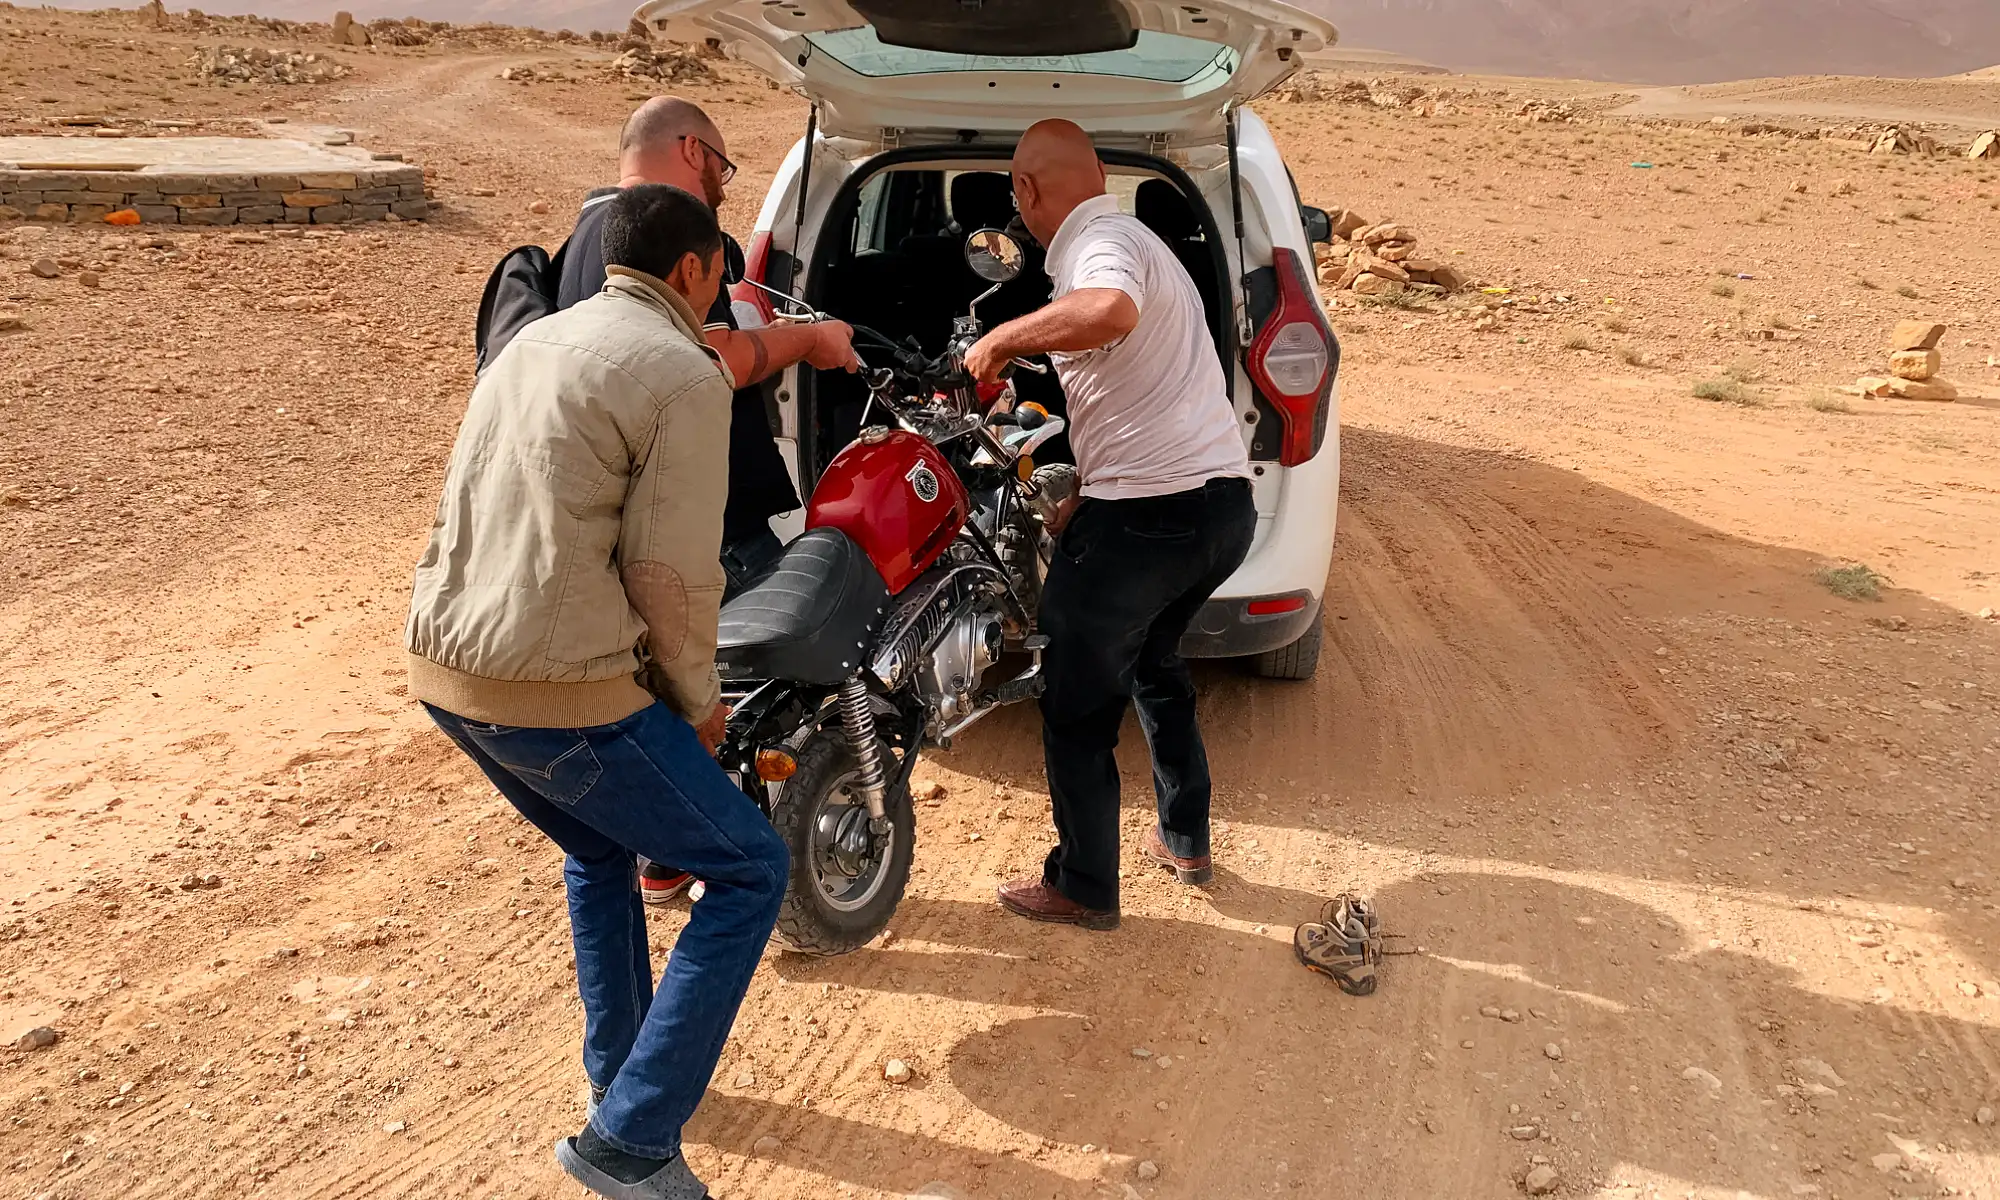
639, 866, 694, 905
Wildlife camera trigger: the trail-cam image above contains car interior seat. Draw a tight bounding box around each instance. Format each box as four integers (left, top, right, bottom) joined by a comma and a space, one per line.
1134, 178, 1221, 336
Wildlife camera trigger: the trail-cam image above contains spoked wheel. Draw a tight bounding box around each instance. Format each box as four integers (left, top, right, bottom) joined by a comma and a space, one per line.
769, 730, 915, 956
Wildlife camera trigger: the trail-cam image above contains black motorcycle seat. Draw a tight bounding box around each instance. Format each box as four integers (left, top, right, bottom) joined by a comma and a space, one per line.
715, 528, 890, 686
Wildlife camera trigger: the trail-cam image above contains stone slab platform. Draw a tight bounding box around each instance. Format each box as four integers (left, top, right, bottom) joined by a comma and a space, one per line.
0, 137, 427, 226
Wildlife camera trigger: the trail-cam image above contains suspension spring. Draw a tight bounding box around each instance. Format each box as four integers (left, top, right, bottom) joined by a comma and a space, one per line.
837, 675, 888, 820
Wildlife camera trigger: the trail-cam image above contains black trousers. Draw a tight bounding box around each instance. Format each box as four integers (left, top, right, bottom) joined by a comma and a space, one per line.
1038, 475, 1257, 912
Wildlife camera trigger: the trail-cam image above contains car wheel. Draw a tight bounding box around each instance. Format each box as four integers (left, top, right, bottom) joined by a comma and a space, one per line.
1250, 618, 1323, 680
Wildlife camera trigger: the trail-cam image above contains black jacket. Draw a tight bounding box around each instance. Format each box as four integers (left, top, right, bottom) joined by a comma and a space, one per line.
557, 188, 801, 540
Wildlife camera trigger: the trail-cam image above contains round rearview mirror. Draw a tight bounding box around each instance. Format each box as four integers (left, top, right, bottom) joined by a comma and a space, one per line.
964, 228, 1025, 283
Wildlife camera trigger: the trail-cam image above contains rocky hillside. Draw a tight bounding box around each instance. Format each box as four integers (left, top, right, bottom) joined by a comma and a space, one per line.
39, 0, 2000, 83
1304, 0, 2000, 84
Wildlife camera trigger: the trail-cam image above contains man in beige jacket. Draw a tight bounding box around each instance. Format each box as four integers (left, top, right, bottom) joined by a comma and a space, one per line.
407, 184, 784, 1200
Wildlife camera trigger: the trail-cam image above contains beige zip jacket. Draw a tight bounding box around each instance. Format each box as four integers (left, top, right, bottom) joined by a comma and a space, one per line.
405, 268, 736, 728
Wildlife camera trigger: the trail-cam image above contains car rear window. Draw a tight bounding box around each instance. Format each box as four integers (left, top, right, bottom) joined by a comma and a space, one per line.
803, 26, 1238, 83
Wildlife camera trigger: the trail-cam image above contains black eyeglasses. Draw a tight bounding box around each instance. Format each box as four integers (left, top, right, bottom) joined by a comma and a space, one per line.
689, 136, 737, 187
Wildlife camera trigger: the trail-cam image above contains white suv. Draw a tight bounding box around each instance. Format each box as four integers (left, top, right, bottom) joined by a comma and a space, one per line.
638, 0, 1341, 678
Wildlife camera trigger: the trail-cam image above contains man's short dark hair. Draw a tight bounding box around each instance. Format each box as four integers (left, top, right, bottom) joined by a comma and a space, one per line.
600, 183, 723, 280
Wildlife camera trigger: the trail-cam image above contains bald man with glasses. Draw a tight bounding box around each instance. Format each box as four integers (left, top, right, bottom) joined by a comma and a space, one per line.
551, 98, 862, 909
557, 97, 862, 600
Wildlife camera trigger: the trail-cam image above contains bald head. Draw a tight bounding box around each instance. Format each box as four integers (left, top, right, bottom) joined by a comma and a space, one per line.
618, 96, 728, 209
1012, 119, 1106, 245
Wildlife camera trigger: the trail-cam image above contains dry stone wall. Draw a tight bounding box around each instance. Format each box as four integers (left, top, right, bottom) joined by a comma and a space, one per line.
0, 164, 426, 225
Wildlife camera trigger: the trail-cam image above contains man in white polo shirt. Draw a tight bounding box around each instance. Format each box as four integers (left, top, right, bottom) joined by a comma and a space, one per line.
964, 119, 1256, 931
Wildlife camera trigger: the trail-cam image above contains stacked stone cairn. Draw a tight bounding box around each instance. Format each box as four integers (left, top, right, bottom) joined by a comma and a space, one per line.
1314, 208, 1468, 298
1858, 320, 1957, 402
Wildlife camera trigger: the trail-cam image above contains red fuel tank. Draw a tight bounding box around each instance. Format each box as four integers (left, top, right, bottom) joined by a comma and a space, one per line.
807, 430, 969, 594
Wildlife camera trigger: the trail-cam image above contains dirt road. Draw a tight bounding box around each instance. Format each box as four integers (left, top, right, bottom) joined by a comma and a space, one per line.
1613, 77, 2000, 131
3, 12, 1998, 1200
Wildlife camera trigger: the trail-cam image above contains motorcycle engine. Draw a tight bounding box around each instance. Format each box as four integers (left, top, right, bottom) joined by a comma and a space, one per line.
926, 606, 1004, 726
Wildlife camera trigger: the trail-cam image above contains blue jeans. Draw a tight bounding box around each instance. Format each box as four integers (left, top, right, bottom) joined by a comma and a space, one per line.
425, 701, 787, 1160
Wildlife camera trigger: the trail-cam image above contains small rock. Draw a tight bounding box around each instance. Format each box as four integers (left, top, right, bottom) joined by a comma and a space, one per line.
1682, 1065, 1723, 1091
1461, 1039, 1476, 1050
884, 1059, 913, 1084
10, 1026, 61, 1051
29, 258, 60, 279
909, 1185, 969, 1200
1509, 1124, 1541, 1140
1793, 1057, 1844, 1089
1136, 1161, 1160, 1181
752, 1134, 782, 1155
0, 312, 24, 332
1501, 1009, 1522, 1023
733, 1069, 755, 1088
1543, 1043, 1563, 1062
383, 1120, 407, 1134
1975, 1105, 1995, 1126
1480, 1005, 1503, 1019
1523, 1164, 1560, 1195
1870, 1152, 1902, 1173
1889, 349, 1940, 382
1888, 319, 1946, 352
78, 271, 101, 289
528, 199, 551, 214
1130, 1047, 1153, 1059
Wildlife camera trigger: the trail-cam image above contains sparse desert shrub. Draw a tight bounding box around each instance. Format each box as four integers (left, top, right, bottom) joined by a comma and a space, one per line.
1806, 389, 1851, 414
1896, 285, 1920, 299
1711, 281, 1736, 298
1724, 361, 1763, 383
1856, 276, 1880, 290
1694, 378, 1758, 406
1765, 313, 1794, 331
1601, 316, 1630, 334
1617, 345, 1652, 368
1814, 564, 1887, 601
1563, 333, 1595, 352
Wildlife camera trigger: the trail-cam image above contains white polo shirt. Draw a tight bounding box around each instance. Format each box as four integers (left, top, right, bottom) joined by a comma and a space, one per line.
1043, 193, 1250, 501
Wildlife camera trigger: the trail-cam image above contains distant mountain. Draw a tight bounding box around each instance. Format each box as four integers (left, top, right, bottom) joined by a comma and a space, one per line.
76, 0, 642, 34
51, 0, 2000, 84
1298, 0, 2000, 83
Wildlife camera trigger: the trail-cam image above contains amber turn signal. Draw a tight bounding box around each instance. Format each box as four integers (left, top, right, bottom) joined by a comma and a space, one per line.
754, 748, 798, 782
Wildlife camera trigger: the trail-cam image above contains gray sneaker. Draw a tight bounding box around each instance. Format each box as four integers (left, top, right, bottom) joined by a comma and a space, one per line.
554, 1137, 708, 1200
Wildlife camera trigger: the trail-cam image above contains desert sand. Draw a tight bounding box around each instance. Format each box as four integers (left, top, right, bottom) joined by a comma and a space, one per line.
2, 7, 1999, 1200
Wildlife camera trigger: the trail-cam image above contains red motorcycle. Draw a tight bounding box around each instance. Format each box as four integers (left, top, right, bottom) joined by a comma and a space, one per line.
712, 231, 1072, 955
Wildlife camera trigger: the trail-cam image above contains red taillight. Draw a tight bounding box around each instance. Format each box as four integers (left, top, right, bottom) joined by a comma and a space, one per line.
1245, 246, 1337, 467
1247, 596, 1309, 616
729, 230, 776, 326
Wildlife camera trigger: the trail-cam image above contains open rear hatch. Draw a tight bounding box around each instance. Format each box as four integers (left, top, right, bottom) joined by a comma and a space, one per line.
633, 0, 1335, 146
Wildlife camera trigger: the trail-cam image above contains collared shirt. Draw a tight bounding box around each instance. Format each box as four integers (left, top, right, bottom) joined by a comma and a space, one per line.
1043, 193, 1250, 501
556, 187, 801, 539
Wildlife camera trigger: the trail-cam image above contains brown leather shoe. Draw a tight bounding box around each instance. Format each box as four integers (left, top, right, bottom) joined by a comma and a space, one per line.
1142, 827, 1213, 885
996, 879, 1119, 930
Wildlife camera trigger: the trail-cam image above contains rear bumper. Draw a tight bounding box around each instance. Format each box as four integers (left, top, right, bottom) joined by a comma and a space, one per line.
1178, 591, 1320, 659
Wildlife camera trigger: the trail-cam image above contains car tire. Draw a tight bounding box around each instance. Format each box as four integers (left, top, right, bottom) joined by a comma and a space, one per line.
1250, 618, 1323, 680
